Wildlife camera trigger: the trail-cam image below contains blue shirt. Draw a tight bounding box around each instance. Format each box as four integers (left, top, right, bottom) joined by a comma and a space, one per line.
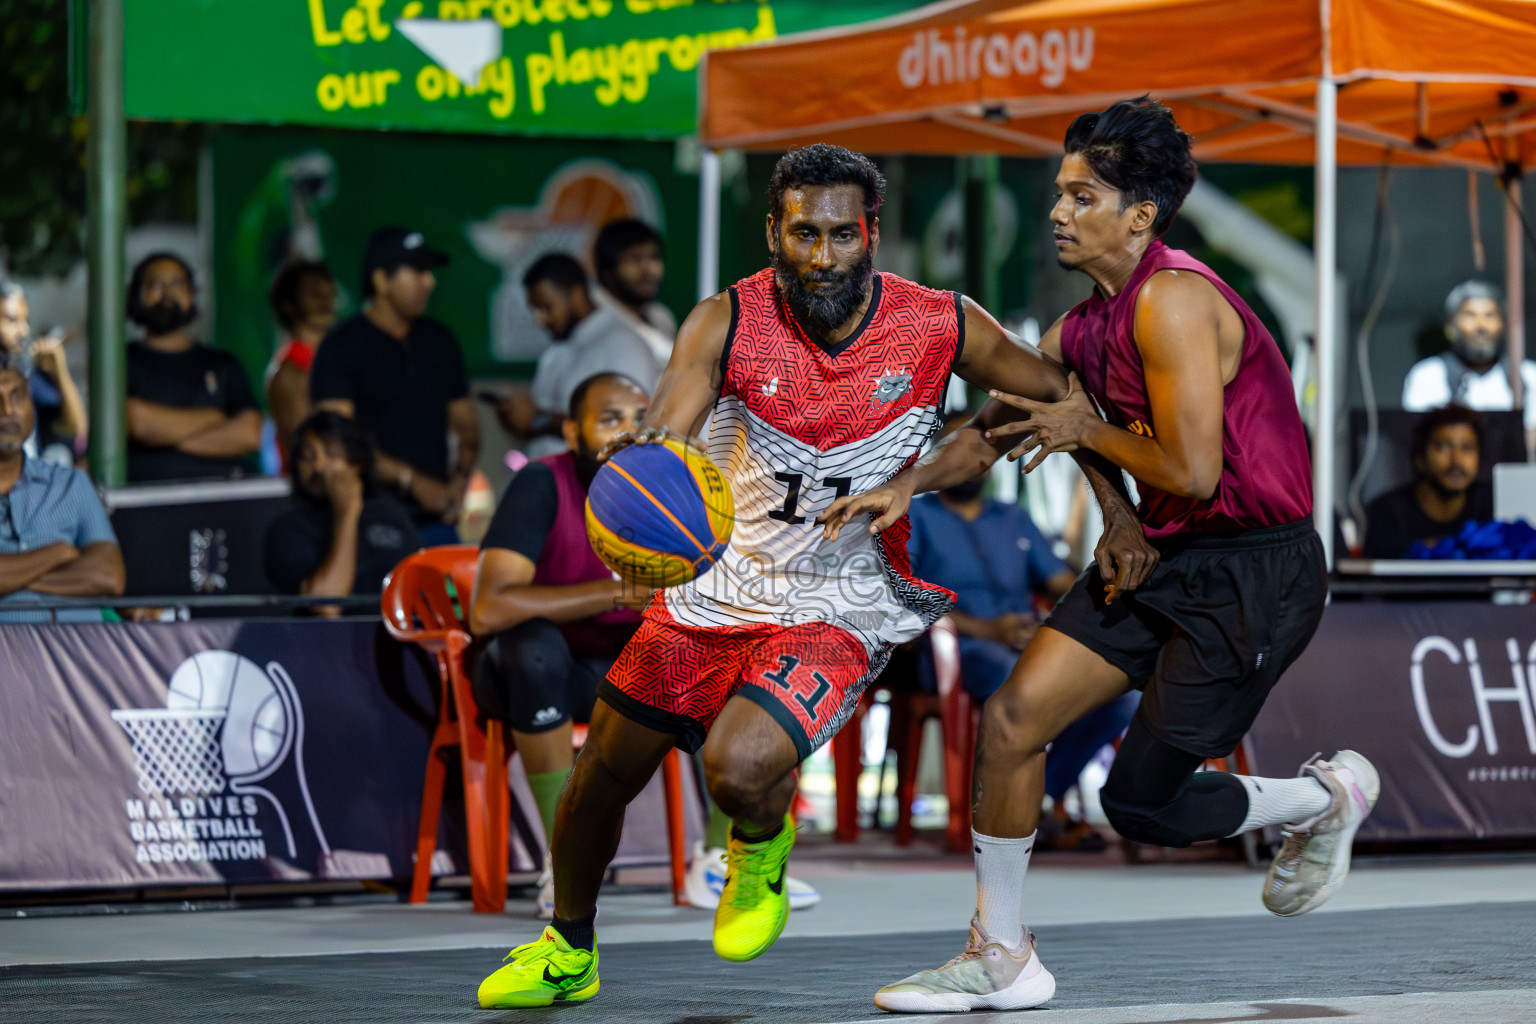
0, 456, 116, 557
907, 495, 1070, 621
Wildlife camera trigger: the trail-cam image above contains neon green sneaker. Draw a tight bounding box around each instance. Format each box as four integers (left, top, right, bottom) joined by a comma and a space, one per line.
477, 926, 599, 1008
712, 816, 795, 962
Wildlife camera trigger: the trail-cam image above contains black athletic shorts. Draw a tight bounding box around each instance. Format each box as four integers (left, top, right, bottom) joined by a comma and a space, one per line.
1045, 520, 1326, 758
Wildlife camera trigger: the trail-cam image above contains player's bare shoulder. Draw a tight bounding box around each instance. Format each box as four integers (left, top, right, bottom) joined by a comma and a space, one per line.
1134, 269, 1244, 378
674, 290, 735, 360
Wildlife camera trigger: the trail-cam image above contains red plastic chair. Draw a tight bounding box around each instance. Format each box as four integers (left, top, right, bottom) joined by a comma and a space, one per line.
382, 546, 689, 912
382, 546, 506, 912
831, 617, 976, 852
894, 616, 977, 853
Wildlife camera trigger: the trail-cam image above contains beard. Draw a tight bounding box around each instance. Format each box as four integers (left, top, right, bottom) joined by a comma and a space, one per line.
1451, 329, 1503, 369
606, 275, 656, 309
773, 246, 874, 341
573, 442, 603, 488
130, 299, 198, 336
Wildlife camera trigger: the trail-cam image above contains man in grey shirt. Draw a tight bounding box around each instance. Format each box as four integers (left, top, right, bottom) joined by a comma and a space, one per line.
501, 253, 662, 457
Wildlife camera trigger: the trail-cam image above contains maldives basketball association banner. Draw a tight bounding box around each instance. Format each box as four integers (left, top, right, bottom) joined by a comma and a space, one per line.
0, 621, 440, 890
0, 620, 697, 892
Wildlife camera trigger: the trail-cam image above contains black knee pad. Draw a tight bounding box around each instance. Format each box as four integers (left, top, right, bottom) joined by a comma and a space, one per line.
1098, 788, 1196, 848
472, 619, 577, 731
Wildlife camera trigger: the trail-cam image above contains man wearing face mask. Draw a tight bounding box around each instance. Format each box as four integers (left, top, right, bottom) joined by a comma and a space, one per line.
125, 253, 262, 482
1403, 281, 1536, 452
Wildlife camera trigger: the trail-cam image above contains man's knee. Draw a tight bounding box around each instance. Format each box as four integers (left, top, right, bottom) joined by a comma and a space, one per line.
1099, 771, 1196, 848
978, 680, 1053, 757
702, 746, 779, 815
472, 618, 574, 728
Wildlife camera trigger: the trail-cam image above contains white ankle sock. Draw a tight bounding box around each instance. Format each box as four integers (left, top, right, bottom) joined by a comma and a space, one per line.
1229, 775, 1332, 835
973, 829, 1032, 950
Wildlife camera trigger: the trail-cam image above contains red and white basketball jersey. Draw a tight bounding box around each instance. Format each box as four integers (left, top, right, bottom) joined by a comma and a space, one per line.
667, 268, 959, 652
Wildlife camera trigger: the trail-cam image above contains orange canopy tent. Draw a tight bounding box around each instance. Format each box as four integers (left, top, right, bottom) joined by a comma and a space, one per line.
696, 0, 1536, 564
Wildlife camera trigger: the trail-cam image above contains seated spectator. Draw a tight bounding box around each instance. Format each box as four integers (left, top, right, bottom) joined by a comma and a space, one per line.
1403, 280, 1536, 451
265, 260, 339, 467
264, 411, 421, 603
124, 253, 262, 482
0, 277, 88, 466
311, 227, 479, 547
469, 372, 821, 916
593, 218, 676, 367
470, 372, 651, 916
1363, 405, 1492, 558
908, 437, 1135, 852
0, 354, 125, 615
494, 254, 662, 457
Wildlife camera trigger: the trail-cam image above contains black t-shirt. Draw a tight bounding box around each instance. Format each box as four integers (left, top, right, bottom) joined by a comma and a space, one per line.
480, 463, 557, 561
1362, 481, 1495, 558
308, 314, 470, 518
126, 341, 259, 482
264, 494, 423, 595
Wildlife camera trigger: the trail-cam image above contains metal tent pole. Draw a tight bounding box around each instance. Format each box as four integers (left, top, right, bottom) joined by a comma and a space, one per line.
697, 148, 721, 302
1313, 78, 1339, 566
1504, 171, 1526, 414
86, 0, 127, 485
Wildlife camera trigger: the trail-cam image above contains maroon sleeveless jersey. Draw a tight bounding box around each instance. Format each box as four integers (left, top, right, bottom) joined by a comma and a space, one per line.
1059, 240, 1312, 539
532, 451, 640, 653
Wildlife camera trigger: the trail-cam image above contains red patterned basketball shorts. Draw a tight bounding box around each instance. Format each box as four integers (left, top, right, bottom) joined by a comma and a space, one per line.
601, 600, 876, 759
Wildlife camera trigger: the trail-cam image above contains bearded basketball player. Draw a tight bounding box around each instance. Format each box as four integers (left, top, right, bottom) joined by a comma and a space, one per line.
477, 144, 1154, 1009
824, 98, 1380, 1013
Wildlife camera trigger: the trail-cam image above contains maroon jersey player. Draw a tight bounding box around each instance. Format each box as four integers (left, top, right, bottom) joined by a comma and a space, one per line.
827, 99, 1380, 1013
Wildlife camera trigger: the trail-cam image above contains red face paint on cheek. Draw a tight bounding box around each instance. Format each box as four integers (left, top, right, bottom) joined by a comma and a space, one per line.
858, 217, 869, 248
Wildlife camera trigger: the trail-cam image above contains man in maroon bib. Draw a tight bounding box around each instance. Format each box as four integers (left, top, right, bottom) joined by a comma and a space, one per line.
469, 373, 649, 918
833, 99, 1381, 1013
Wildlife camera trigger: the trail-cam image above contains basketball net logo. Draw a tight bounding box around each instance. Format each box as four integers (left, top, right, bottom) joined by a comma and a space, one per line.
111, 651, 330, 867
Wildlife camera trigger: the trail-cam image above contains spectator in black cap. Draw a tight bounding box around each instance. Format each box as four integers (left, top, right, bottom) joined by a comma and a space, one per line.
310, 227, 479, 546
124, 252, 262, 482
593, 218, 675, 366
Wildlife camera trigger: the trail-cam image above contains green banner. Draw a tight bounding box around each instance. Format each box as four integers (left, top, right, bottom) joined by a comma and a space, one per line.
124, 0, 919, 138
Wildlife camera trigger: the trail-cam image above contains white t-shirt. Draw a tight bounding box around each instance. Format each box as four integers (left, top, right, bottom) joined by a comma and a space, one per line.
1401, 353, 1536, 431
593, 286, 676, 368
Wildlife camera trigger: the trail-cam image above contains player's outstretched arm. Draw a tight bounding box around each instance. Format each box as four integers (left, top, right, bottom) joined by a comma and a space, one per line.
598, 292, 731, 461
821, 298, 1157, 599
819, 299, 1061, 539
983, 271, 1225, 500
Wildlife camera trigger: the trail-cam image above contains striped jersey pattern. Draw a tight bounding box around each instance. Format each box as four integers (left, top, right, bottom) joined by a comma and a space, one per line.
666, 268, 960, 654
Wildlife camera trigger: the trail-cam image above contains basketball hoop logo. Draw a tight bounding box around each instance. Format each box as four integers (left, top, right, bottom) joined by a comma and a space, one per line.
112, 651, 330, 864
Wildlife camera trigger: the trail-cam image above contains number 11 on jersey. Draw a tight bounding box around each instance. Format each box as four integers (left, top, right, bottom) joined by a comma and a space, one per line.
768, 474, 852, 524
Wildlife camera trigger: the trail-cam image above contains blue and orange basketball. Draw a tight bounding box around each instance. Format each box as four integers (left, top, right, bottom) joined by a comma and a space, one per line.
585, 437, 734, 588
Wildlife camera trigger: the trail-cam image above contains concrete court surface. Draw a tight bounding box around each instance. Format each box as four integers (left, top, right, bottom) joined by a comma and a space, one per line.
2, 848, 1534, 1022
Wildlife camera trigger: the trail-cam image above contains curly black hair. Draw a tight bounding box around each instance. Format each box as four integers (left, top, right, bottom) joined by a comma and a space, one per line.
1063, 97, 1197, 236
767, 144, 886, 225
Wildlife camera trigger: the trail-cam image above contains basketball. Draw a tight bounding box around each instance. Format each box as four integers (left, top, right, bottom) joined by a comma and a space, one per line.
166, 650, 292, 779
585, 437, 734, 588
